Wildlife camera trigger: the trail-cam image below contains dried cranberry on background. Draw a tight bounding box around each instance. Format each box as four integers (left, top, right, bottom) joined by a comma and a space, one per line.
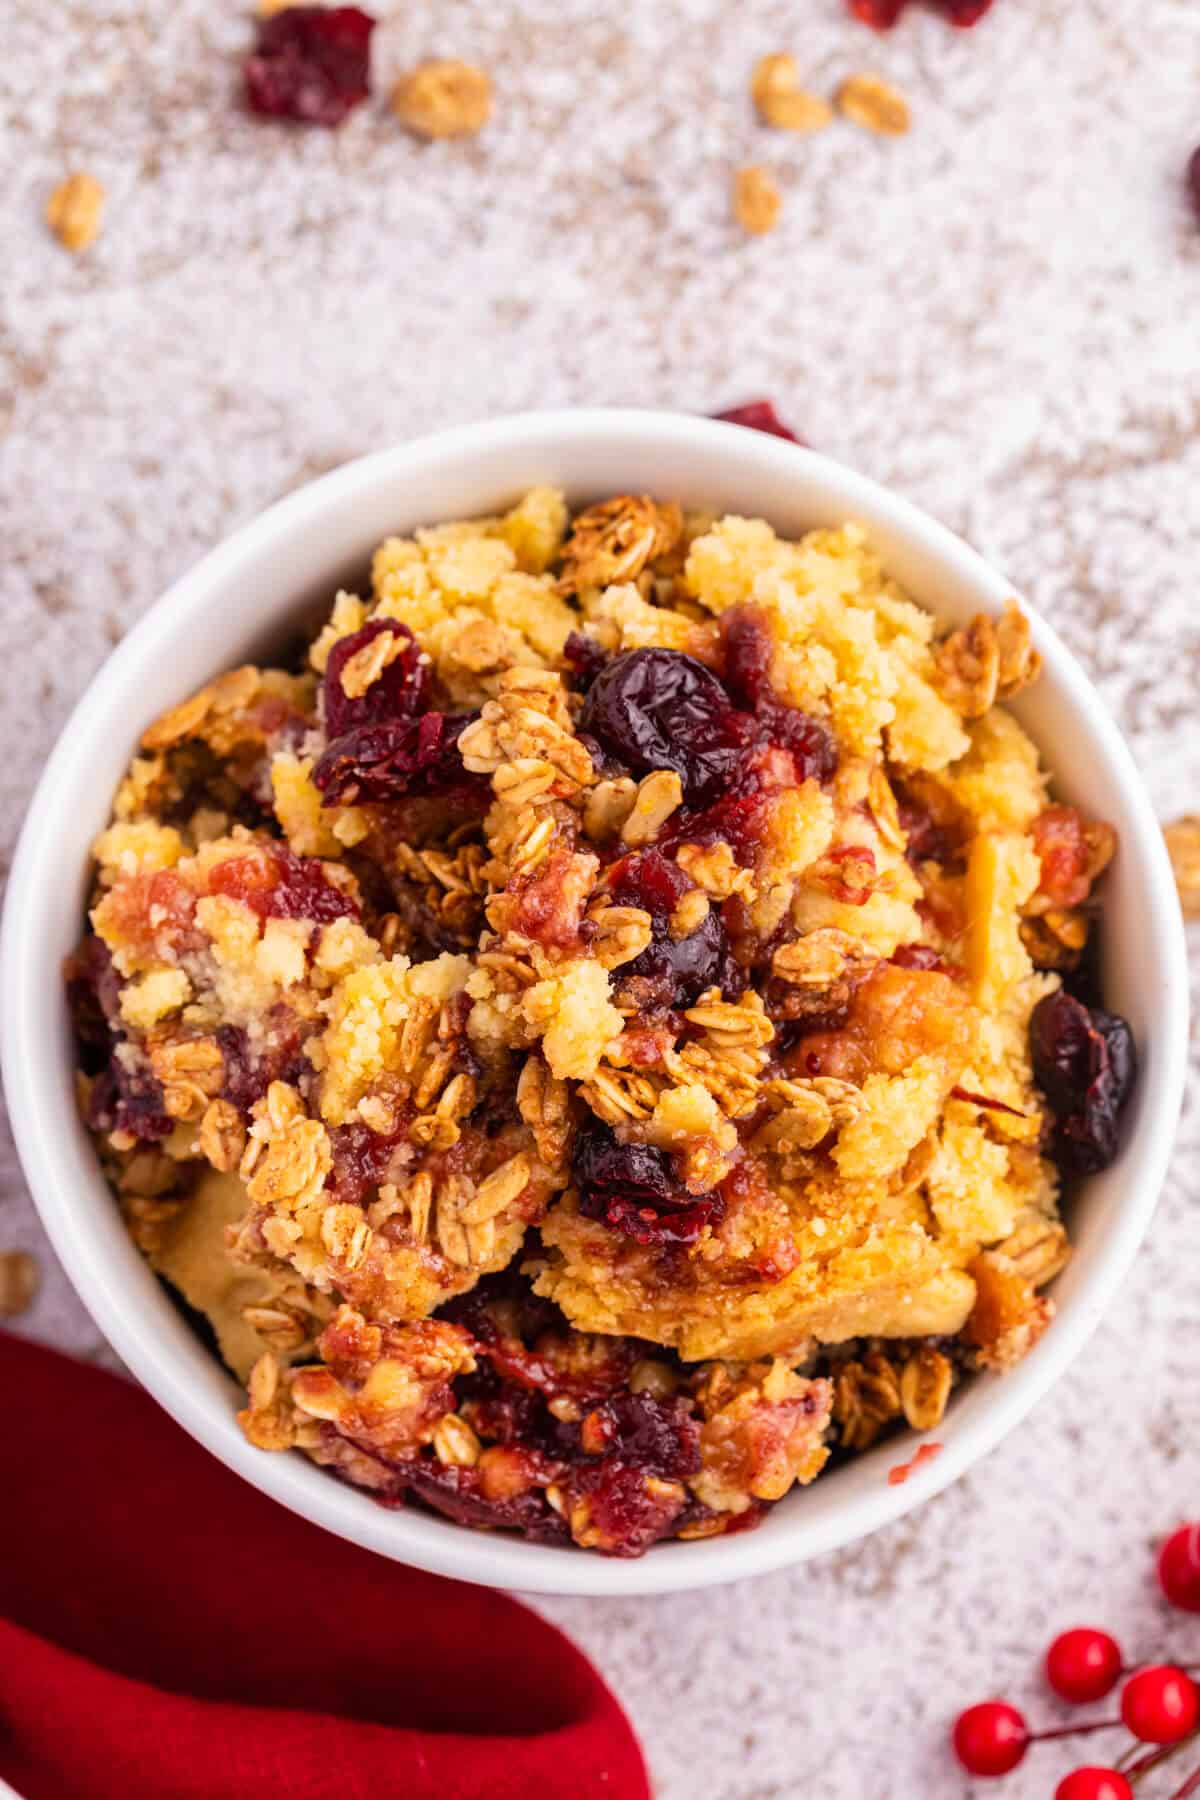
711, 400, 805, 444
1030, 990, 1136, 1174
1186, 148, 1200, 229
243, 6, 376, 128
934, 0, 996, 21
572, 1115, 726, 1248
849, 0, 995, 25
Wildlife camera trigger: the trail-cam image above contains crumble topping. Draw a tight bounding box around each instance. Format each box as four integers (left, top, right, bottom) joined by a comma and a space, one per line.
69, 489, 1134, 1555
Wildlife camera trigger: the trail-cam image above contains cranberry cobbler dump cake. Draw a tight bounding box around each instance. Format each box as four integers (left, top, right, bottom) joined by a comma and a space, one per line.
69, 491, 1135, 1555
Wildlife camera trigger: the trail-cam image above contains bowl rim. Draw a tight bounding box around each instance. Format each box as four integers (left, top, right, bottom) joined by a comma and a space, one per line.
2, 407, 1189, 1597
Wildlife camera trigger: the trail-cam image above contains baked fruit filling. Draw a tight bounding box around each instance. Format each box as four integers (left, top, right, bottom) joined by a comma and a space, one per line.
68, 490, 1136, 1555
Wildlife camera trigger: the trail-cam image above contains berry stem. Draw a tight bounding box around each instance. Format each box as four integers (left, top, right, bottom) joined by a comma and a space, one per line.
1168, 1770, 1200, 1800
1031, 1720, 1123, 1744
1124, 1728, 1200, 1785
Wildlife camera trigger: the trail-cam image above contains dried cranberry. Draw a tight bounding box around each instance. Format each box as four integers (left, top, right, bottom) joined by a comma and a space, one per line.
894, 786, 965, 866
1187, 148, 1200, 228
720, 610, 837, 782
578, 648, 760, 806
243, 6, 375, 127
1030, 805, 1102, 909
328, 1115, 410, 1204
1030, 991, 1137, 1173
598, 1193, 726, 1247
659, 792, 768, 867
606, 848, 740, 1005
87, 1060, 172, 1143
216, 1015, 307, 1116
562, 630, 609, 693
323, 619, 430, 739
848, 0, 907, 24
65, 937, 123, 1064
849, 0, 994, 24
933, 0, 995, 21
405, 1462, 569, 1545
208, 844, 358, 925
313, 712, 485, 807
573, 1115, 681, 1208
711, 401, 805, 444
573, 1116, 725, 1248
592, 1393, 701, 1479
891, 943, 949, 973
565, 1460, 687, 1556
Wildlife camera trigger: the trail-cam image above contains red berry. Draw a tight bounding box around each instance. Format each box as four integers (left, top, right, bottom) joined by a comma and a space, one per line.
1159, 1523, 1200, 1612
951, 1701, 1029, 1776
1045, 1628, 1124, 1704
1055, 1773, 1133, 1800
1120, 1665, 1199, 1744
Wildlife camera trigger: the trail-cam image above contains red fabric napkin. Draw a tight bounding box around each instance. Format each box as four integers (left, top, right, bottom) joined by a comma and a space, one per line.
0, 1330, 650, 1800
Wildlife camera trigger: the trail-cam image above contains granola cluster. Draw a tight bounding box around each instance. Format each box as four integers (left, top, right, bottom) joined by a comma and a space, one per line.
70, 489, 1128, 1555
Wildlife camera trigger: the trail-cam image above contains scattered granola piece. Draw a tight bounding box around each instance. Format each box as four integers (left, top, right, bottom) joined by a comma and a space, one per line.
0, 1250, 40, 1318
750, 54, 833, 132
1165, 816, 1200, 917
45, 172, 105, 252
392, 59, 493, 140
835, 72, 911, 136
732, 165, 783, 235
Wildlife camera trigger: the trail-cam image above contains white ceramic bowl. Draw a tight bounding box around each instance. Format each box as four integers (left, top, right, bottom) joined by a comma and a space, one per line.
2, 410, 1188, 1597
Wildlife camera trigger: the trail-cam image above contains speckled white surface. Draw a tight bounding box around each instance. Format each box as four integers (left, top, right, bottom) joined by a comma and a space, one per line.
3, 0, 1199, 1794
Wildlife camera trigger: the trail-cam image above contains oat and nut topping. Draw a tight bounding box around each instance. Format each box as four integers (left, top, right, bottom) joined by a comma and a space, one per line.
71, 488, 1132, 1556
